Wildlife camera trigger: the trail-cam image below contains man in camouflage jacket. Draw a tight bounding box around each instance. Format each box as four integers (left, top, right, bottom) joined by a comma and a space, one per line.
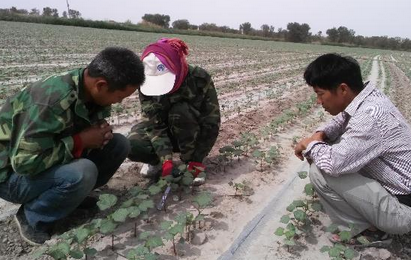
0, 47, 145, 245
128, 38, 220, 184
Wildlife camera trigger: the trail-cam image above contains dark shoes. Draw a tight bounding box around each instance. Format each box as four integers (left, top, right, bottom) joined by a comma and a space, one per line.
14, 206, 51, 246
77, 196, 98, 209
329, 229, 392, 248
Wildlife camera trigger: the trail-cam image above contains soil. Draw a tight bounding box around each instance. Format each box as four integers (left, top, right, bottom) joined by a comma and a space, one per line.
1, 56, 411, 260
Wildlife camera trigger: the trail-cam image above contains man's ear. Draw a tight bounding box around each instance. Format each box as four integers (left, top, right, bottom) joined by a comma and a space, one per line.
95, 79, 109, 92
339, 83, 350, 95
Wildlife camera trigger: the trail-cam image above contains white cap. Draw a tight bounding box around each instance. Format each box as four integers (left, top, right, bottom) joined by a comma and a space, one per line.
140, 53, 176, 96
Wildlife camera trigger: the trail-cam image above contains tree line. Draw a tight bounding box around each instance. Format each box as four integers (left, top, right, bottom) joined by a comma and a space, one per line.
0, 6, 81, 19
142, 13, 411, 51
0, 7, 410, 52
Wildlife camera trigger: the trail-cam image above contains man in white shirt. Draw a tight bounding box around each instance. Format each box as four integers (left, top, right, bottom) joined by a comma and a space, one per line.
295, 53, 411, 245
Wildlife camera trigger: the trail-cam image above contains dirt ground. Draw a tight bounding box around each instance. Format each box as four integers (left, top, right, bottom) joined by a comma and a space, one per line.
1, 57, 411, 260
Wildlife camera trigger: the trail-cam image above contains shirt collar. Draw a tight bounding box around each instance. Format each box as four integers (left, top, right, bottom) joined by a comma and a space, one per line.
344, 81, 375, 116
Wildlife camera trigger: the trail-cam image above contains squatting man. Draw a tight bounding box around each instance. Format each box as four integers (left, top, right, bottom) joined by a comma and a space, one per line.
294, 53, 411, 245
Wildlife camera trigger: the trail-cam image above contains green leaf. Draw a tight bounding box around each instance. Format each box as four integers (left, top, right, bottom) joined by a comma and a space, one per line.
286, 203, 296, 212
145, 253, 157, 260
139, 199, 155, 211
160, 221, 173, 230
232, 140, 244, 147
280, 215, 290, 224
121, 198, 134, 208
326, 224, 339, 234
163, 175, 174, 183
311, 202, 322, 211
49, 242, 70, 259
274, 227, 284, 236
97, 194, 118, 211
292, 200, 306, 208
99, 219, 117, 234
193, 192, 213, 208
304, 183, 315, 196
127, 246, 149, 259
163, 232, 174, 241
320, 245, 330, 252
148, 185, 162, 195
197, 171, 207, 178
284, 238, 296, 246
129, 186, 143, 196
338, 231, 352, 242
233, 149, 244, 156
169, 224, 184, 236
32, 247, 48, 259
329, 247, 341, 257
175, 212, 187, 224
219, 145, 235, 153
334, 243, 346, 250
286, 223, 296, 232
128, 206, 141, 218
74, 228, 90, 244
146, 236, 164, 250
139, 231, 151, 240
284, 230, 296, 240
293, 209, 307, 222
182, 176, 194, 186
252, 150, 264, 158
112, 208, 129, 222
90, 218, 103, 229
157, 179, 168, 188
297, 171, 308, 179
83, 247, 97, 256
344, 248, 356, 259
137, 194, 149, 200
195, 214, 205, 222
356, 235, 370, 245
69, 250, 84, 259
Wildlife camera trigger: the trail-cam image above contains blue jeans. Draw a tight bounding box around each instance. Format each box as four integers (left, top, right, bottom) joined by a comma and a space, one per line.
0, 134, 130, 231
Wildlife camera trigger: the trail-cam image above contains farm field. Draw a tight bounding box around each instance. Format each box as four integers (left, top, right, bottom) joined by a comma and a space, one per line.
0, 21, 411, 260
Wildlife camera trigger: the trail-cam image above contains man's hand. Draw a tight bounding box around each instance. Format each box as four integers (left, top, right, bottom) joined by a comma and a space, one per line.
294, 131, 326, 161
79, 121, 113, 149
187, 162, 205, 177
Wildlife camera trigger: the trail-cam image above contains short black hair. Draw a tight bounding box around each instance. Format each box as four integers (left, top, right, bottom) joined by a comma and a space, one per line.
88, 47, 145, 91
304, 53, 364, 93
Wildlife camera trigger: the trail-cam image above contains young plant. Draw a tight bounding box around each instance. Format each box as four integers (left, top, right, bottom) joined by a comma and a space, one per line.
275, 171, 322, 252
228, 180, 253, 197
265, 145, 281, 167
252, 149, 266, 171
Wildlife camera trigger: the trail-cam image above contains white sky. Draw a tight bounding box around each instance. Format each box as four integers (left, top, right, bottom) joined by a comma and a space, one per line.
1, 0, 410, 39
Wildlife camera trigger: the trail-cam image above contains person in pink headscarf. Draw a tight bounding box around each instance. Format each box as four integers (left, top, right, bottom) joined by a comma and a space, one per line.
128, 38, 221, 185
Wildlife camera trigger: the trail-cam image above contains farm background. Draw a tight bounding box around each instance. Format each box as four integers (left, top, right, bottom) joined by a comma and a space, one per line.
1, 20, 411, 260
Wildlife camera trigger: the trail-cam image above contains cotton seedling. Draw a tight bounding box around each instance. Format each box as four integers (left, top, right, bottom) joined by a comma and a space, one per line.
265, 145, 281, 167
160, 219, 185, 256
275, 171, 323, 252
252, 149, 266, 171
228, 180, 253, 197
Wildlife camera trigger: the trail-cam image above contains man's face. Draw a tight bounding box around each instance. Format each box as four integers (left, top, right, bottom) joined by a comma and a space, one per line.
93, 84, 138, 106
313, 85, 347, 116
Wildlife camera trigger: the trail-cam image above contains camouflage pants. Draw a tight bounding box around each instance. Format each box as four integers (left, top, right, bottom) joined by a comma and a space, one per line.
128, 102, 200, 165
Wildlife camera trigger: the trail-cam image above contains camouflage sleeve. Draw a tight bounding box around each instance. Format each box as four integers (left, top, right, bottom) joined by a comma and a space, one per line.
10, 104, 74, 176
192, 79, 221, 162
139, 95, 173, 163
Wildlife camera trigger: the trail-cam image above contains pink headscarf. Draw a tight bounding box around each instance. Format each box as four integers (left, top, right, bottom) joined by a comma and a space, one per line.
141, 38, 189, 94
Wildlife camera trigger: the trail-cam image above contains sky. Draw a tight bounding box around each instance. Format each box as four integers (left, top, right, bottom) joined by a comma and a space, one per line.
1, 0, 410, 39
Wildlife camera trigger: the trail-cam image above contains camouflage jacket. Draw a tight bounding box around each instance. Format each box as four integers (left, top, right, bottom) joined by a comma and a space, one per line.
138, 65, 221, 163
0, 68, 110, 183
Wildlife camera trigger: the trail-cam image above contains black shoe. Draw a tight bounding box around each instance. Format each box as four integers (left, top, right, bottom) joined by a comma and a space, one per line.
77, 196, 98, 209
14, 206, 51, 246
